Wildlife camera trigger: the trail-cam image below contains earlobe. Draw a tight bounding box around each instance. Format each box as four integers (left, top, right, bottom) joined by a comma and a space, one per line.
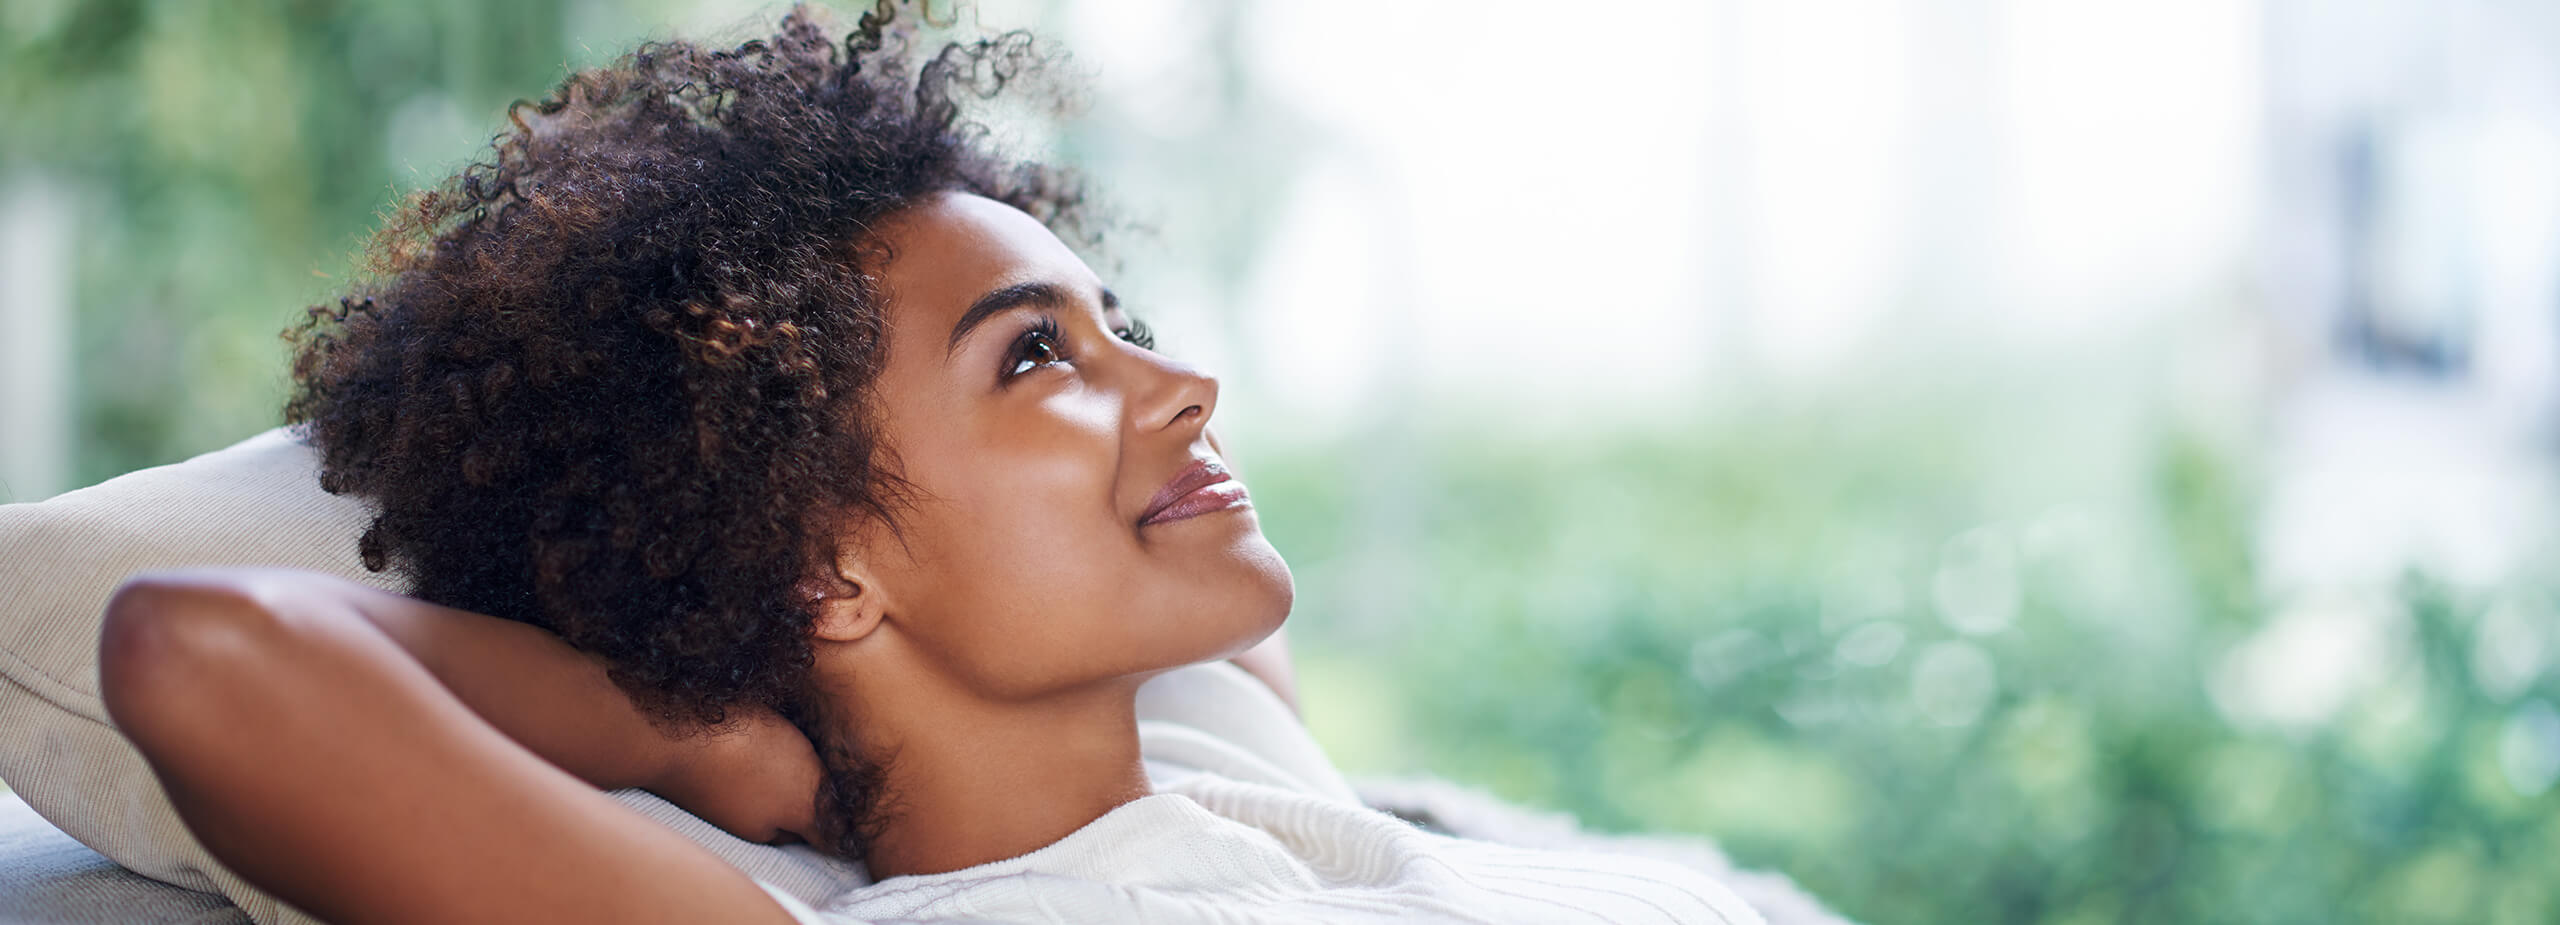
810, 596, 882, 642
803, 564, 888, 644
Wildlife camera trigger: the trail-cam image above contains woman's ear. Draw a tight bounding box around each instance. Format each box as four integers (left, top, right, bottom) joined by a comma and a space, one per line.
803, 553, 889, 643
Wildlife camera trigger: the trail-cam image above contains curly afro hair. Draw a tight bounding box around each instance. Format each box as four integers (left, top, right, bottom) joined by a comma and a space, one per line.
280, 1, 1091, 857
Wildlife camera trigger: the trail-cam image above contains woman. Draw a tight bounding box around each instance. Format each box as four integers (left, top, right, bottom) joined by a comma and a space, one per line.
98, 4, 1764, 923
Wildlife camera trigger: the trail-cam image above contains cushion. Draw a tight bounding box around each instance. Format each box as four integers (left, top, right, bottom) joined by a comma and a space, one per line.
0, 426, 861, 923
0, 791, 248, 925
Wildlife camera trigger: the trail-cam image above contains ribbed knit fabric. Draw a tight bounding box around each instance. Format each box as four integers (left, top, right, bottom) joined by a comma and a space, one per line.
765, 769, 1766, 925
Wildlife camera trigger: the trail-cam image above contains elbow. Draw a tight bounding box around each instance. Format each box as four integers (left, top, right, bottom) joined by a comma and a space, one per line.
98, 571, 289, 750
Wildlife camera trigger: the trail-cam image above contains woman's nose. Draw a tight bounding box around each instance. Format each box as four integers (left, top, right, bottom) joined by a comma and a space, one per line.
1128, 349, 1218, 436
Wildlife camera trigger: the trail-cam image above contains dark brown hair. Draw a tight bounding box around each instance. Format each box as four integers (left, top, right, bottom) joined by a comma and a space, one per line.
282, 0, 1090, 857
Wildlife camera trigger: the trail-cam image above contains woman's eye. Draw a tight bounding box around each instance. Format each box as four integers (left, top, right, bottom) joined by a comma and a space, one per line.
1005, 328, 1066, 378
1114, 318, 1156, 351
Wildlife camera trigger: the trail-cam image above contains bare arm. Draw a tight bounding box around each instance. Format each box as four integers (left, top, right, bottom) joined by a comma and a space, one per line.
304, 570, 818, 842
99, 567, 806, 925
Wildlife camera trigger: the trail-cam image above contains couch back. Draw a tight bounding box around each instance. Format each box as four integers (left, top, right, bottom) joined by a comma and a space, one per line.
0, 428, 865, 924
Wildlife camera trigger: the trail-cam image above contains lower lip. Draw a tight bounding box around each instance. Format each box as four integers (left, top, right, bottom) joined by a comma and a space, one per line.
1142, 481, 1251, 527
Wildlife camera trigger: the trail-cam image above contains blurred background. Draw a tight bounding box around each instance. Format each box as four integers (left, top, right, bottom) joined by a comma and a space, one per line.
6, 0, 2560, 921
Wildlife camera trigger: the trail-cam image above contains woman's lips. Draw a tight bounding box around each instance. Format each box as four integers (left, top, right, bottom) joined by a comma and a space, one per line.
1140, 459, 1252, 527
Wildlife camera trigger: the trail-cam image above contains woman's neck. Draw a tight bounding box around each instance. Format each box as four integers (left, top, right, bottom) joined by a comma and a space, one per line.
821, 647, 1153, 880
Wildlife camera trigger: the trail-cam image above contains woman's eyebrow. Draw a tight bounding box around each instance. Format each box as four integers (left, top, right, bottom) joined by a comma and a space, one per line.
944, 281, 1119, 357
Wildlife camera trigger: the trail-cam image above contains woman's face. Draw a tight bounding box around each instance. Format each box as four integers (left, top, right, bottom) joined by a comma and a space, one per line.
836, 191, 1292, 699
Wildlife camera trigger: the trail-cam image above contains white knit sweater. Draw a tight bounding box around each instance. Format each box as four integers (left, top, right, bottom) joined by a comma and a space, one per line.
749, 664, 1768, 925
759, 764, 1767, 924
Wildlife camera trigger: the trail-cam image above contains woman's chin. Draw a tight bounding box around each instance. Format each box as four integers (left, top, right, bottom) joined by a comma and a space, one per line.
1181, 565, 1295, 667
1236, 538, 1295, 628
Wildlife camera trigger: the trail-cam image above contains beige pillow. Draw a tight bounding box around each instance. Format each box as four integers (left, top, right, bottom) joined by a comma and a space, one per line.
0, 427, 862, 924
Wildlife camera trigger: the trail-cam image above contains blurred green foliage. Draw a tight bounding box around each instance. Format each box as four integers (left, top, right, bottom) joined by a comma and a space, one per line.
8, 2, 2557, 924
1261, 392, 2560, 925
0, 0, 685, 485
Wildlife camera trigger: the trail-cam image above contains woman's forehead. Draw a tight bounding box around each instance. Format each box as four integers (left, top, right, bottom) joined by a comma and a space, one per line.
872, 192, 1099, 334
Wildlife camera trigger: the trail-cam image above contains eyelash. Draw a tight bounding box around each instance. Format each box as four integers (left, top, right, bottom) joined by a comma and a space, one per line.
1121, 317, 1156, 351
1002, 315, 1157, 381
